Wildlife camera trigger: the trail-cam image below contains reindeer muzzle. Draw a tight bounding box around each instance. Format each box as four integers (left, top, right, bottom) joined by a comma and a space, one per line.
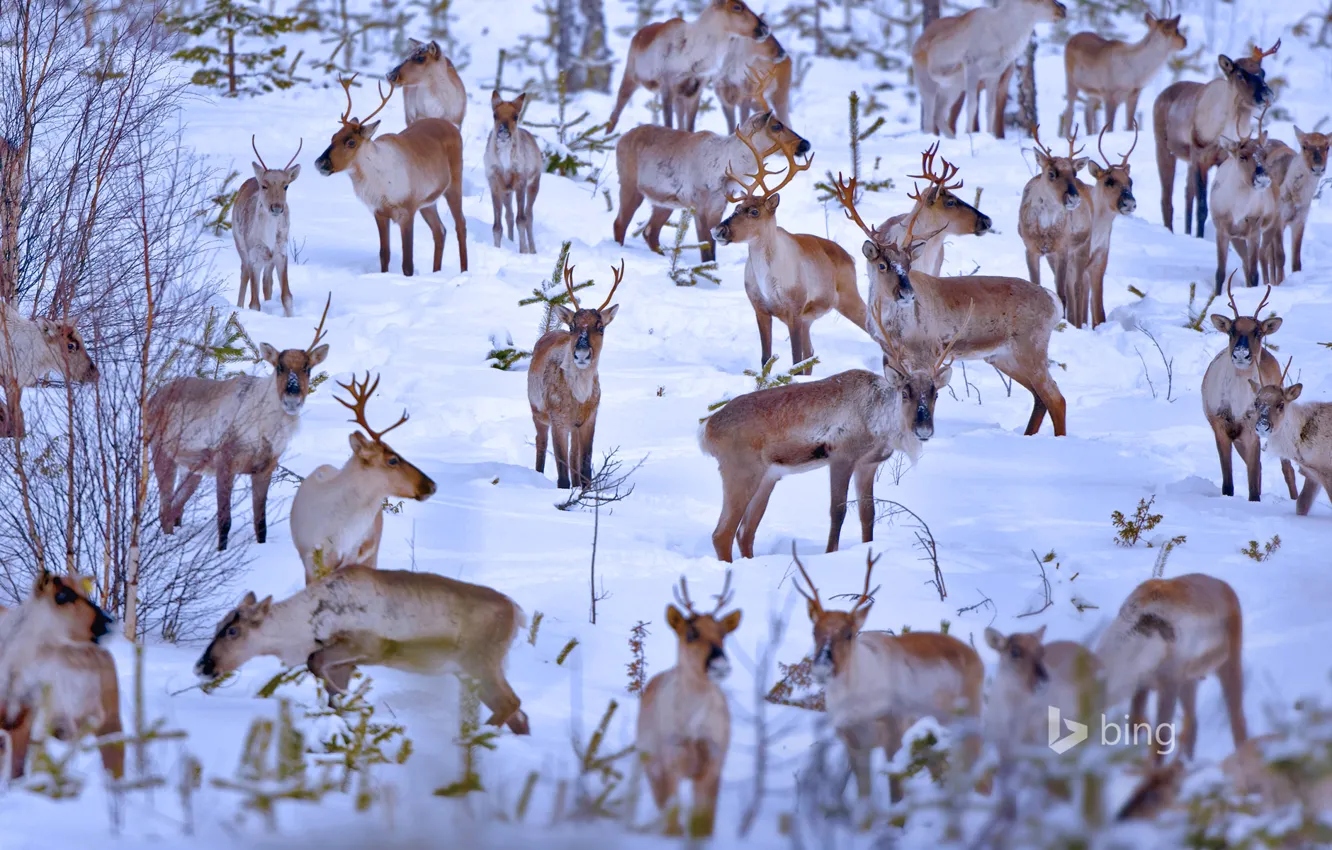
1118, 193, 1137, 215
315, 149, 334, 176
417, 475, 438, 500
811, 646, 834, 684
711, 223, 731, 245
1255, 412, 1273, 439
385, 65, 402, 84
1035, 661, 1050, 683
774, 44, 788, 62
707, 647, 732, 682
913, 405, 934, 441
1253, 170, 1272, 190
1063, 191, 1082, 211
269, 203, 286, 216
573, 335, 593, 368
794, 138, 811, 157
91, 605, 113, 642
1256, 84, 1274, 107
1053, 1, 1067, 18
1230, 341, 1253, 369
754, 21, 770, 40
975, 213, 993, 234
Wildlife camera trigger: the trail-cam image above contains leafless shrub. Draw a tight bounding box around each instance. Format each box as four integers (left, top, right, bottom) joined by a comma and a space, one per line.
871, 499, 946, 601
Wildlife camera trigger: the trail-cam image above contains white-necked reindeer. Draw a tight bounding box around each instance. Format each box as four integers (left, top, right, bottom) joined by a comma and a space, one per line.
983, 625, 1104, 755
0, 302, 99, 439
234, 135, 301, 317
1252, 360, 1332, 516
484, 91, 542, 255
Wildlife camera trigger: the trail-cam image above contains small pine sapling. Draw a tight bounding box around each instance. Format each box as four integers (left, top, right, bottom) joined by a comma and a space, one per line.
486, 331, 532, 371
201, 170, 242, 235
166, 0, 313, 97
1185, 282, 1219, 331
701, 355, 820, 420
570, 699, 637, 820
626, 620, 650, 696
434, 681, 495, 798
527, 611, 545, 646
525, 73, 619, 182
664, 210, 720, 287
814, 92, 893, 202
1240, 534, 1282, 562
557, 637, 579, 665
518, 240, 593, 334
1111, 495, 1164, 547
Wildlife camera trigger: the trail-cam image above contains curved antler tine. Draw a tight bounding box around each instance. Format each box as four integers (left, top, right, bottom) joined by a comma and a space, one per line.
1225, 270, 1240, 317
251, 134, 269, 170
1253, 38, 1281, 61
563, 262, 580, 310
1031, 123, 1054, 159
906, 142, 941, 181
725, 123, 769, 201
673, 576, 697, 616
938, 156, 963, 191
1097, 124, 1112, 167
1253, 284, 1272, 318
1280, 355, 1293, 386
1119, 120, 1140, 165
309, 293, 331, 353
851, 549, 882, 613
745, 65, 777, 115
598, 259, 626, 312
360, 79, 395, 124
1068, 123, 1086, 158
789, 542, 823, 613
832, 172, 878, 241
337, 73, 358, 124
935, 300, 974, 372
874, 301, 909, 377
711, 569, 735, 616
284, 138, 303, 171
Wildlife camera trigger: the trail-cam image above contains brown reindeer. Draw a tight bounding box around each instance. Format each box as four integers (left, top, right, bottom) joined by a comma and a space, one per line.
1153, 39, 1279, 238
983, 626, 1104, 759
195, 567, 530, 734
0, 301, 98, 439
1061, 11, 1187, 137
148, 297, 331, 551
1019, 124, 1094, 328
484, 91, 542, 255
1263, 127, 1330, 280
794, 548, 983, 808
1252, 362, 1332, 516
1095, 573, 1248, 764
1202, 279, 1298, 502
710, 127, 865, 376
290, 372, 436, 585
875, 144, 993, 277
528, 261, 624, 489
234, 135, 301, 317
1212, 106, 1277, 292
385, 38, 467, 127
0, 571, 121, 780
637, 572, 742, 837
315, 75, 467, 276
606, 0, 771, 133
1081, 124, 1140, 328
714, 33, 791, 134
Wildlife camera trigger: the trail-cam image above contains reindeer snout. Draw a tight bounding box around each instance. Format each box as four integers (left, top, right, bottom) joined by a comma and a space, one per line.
194, 655, 216, 680
1118, 193, 1137, 215
1052, 1, 1067, 18
711, 223, 730, 244
269, 203, 285, 215
754, 21, 770, 40
794, 138, 811, 157
913, 407, 934, 441
385, 66, 401, 84
1257, 86, 1274, 106
92, 606, 112, 642
573, 337, 593, 368
811, 648, 834, 684
707, 647, 731, 681
1254, 170, 1272, 190
315, 150, 334, 176
975, 214, 993, 234
1063, 192, 1082, 211
418, 476, 438, 500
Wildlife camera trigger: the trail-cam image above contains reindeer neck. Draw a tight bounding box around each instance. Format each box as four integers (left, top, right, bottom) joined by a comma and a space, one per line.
670, 652, 713, 690
252, 593, 322, 667
683, 9, 738, 61
1126, 28, 1177, 64
987, 1, 1050, 50
1267, 402, 1311, 460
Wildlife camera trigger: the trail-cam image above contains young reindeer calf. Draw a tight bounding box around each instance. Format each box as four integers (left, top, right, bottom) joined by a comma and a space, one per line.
233, 136, 301, 317
1252, 362, 1332, 516
484, 91, 542, 255
0, 302, 99, 439
637, 572, 741, 837
1264, 127, 1330, 280
984, 625, 1104, 757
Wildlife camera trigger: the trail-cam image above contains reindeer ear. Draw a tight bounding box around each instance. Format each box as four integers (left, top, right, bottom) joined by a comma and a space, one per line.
361, 120, 381, 140
491, 90, 502, 110
254, 596, 273, 618
852, 603, 872, 631
259, 343, 280, 366
308, 343, 330, 367
984, 627, 1006, 652
1294, 126, 1307, 143
1144, 12, 1155, 25
666, 605, 686, 632
552, 305, 576, 328
600, 304, 619, 325
35, 318, 59, 338
720, 609, 742, 634
253, 162, 267, 181
408, 37, 423, 49
1210, 314, 1232, 333
1260, 316, 1283, 335
1087, 161, 1106, 179
241, 591, 258, 606
1072, 157, 1090, 173
861, 241, 879, 261
349, 431, 372, 454
32, 569, 53, 595
1032, 624, 1047, 642
764, 193, 781, 213
513, 93, 527, 113
1218, 54, 1235, 75
1286, 383, 1303, 402
935, 364, 953, 388
427, 40, 441, 59
1248, 378, 1262, 393
285, 163, 301, 183
805, 598, 820, 622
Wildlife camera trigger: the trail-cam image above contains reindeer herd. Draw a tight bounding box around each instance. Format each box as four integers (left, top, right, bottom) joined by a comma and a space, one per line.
3, 0, 1332, 833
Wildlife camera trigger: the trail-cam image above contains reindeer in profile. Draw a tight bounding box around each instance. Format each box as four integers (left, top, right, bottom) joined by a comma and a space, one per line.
234, 135, 302, 317
875, 144, 992, 277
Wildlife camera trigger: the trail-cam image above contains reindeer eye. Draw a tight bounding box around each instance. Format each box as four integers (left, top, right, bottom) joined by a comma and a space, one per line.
748, 207, 759, 217
770, 121, 784, 132
1106, 179, 1115, 187
54, 587, 74, 605
1010, 645, 1022, 659
945, 197, 956, 206
387, 456, 399, 466
1047, 170, 1057, 180
67, 341, 77, 351
225, 626, 239, 638
901, 389, 909, 400
346, 139, 357, 149
686, 625, 699, 642
414, 55, 425, 63
878, 263, 887, 271
261, 183, 269, 190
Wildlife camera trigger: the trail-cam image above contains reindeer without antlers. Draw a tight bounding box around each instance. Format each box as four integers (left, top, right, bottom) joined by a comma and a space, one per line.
875, 143, 992, 278
792, 545, 984, 807
1079, 122, 1140, 327
528, 261, 625, 489
290, 372, 437, 584
1212, 103, 1277, 293
315, 74, 467, 276
1020, 124, 1095, 328
234, 135, 302, 317
1061, 8, 1187, 137
637, 571, 742, 837
1251, 355, 1332, 516
1263, 126, 1330, 281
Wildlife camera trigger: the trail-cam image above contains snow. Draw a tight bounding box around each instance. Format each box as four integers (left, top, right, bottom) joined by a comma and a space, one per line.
4, 0, 1332, 846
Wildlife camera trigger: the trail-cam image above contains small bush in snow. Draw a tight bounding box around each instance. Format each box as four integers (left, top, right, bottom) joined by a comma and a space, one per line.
1240, 535, 1282, 562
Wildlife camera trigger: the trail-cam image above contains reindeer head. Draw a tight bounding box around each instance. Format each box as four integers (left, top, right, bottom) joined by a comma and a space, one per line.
26, 570, 112, 644
260, 294, 331, 415
702, 0, 771, 42
666, 571, 742, 682
316, 75, 395, 176
895, 143, 992, 238
336, 371, 436, 501
1210, 276, 1280, 372
385, 39, 447, 88
1019, 0, 1067, 21
754, 31, 788, 63
735, 107, 810, 160
792, 546, 879, 684
985, 625, 1051, 690
875, 302, 966, 442
249, 135, 302, 217
37, 317, 97, 383
712, 120, 812, 245
1218, 39, 1279, 109
1034, 124, 1089, 211
1219, 117, 1271, 191
832, 172, 937, 306
194, 590, 274, 680
1250, 357, 1298, 440
490, 91, 528, 141
1144, 12, 1187, 52
1087, 123, 1139, 215
553, 260, 624, 370
1294, 126, 1330, 178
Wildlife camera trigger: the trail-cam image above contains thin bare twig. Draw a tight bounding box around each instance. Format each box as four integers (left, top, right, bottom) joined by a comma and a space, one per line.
1016, 550, 1054, 618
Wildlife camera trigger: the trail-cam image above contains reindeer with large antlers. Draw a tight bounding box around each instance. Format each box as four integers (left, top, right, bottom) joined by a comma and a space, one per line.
793, 547, 983, 808
528, 261, 625, 489
1019, 124, 1095, 327
1252, 357, 1332, 516
1212, 105, 1277, 292
234, 135, 302, 317
315, 74, 467, 276
148, 296, 332, 551
290, 372, 437, 584
835, 174, 1068, 436
711, 127, 865, 376
1080, 123, 1140, 327
636, 571, 742, 837
1202, 277, 1298, 502
875, 144, 992, 278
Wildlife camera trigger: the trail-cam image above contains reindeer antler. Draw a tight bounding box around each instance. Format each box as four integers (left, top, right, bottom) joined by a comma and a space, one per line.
284, 138, 304, 170
850, 549, 882, 615
710, 570, 735, 616
251, 134, 269, 170
1225, 270, 1241, 317
598, 260, 625, 312
308, 293, 331, 353
1032, 123, 1056, 159
335, 371, 409, 444
725, 123, 812, 203
1280, 356, 1294, 386
1067, 123, 1086, 160
1120, 120, 1140, 165
361, 80, 395, 125
906, 142, 964, 203
563, 263, 580, 310
832, 172, 879, 242
336, 74, 394, 127
873, 301, 911, 377
1253, 283, 1273, 318
337, 73, 359, 126
744, 65, 777, 115
673, 575, 699, 617
789, 543, 823, 615
1251, 38, 1281, 62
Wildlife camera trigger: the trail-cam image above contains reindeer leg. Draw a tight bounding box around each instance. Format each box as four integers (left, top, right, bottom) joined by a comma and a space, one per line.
1025, 247, 1042, 289
1296, 475, 1321, 516
751, 299, 774, 369
236, 264, 251, 309
737, 474, 778, 560
1158, 143, 1176, 233
260, 260, 274, 305
1281, 459, 1299, 500
696, 201, 720, 264
613, 183, 644, 247
277, 253, 293, 317
713, 463, 763, 562
532, 410, 549, 474
551, 422, 572, 489
1089, 250, 1109, 328
251, 459, 275, 544
444, 176, 467, 272
1103, 98, 1120, 134
1237, 429, 1264, 502
503, 186, 516, 243
1184, 159, 1197, 237
576, 411, 597, 487
397, 213, 415, 277
690, 758, 722, 837
215, 463, 234, 551
4, 709, 32, 779
826, 459, 855, 554
1292, 213, 1307, 272
643, 205, 673, 254
1211, 420, 1236, 497
308, 640, 361, 698
374, 211, 391, 273
1177, 679, 1199, 761
420, 205, 446, 274
171, 472, 203, 530
1218, 629, 1248, 748
1214, 226, 1230, 295
1060, 82, 1078, 139
522, 179, 540, 255
471, 663, 529, 734
1194, 161, 1210, 239
489, 181, 504, 248
853, 459, 878, 544
152, 445, 178, 533
1151, 680, 1179, 765
1124, 90, 1142, 131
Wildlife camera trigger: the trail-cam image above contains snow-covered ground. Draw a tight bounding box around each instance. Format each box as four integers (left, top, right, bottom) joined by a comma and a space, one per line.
5, 0, 1332, 846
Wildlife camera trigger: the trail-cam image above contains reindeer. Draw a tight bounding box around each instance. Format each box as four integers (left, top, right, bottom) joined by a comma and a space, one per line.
1095, 572, 1247, 764
0, 571, 121, 780
834, 175, 1069, 436
384, 39, 467, 127
983, 626, 1104, 756
875, 144, 992, 278
637, 572, 742, 837
195, 566, 530, 734
793, 548, 983, 807
1081, 124, 1140, 328
1153, 39, 1279, 238
913, 0, 1067, 138
606, 0, 772, 133
148, 296, 331, 551
1252, 362, 1332, 516
0, 301, 98, 439
290, 372, 436, 585
1211, 108, 1276, 292
528, 261, 624, 489
1263, 127, 1329, 280
484, 91, 542, 255
710, 128, 865, 377
714, 33, 791, 134
234, 135, 301, 317
1061, 11, 1187, 137
699, 314, 960, 562
613, 95, 810, 264
315, 75, 467, 277
1019, 125, 1094, 328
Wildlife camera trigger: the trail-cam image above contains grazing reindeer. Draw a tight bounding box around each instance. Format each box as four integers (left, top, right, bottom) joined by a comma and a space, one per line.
1061, 11, 1187, 136
484, 91, 542, 255
385, 38, 467, 127
875, 143, 993, 277
637, 572, 742, 837
834, 176, 1069, 436
1095, 573, 1247, 763
1202, 280, 1297, 501
0, 302, 98, 439
1212, 109, 1276, 292
1154, 39, 1279, 237
983, 626, 1104, 755
1019, 125, 1094, 328
315, 75, 468, 276
148, 297, 331, 551
195, 566, 530, 734
1263, 127, 1329, 279
710, 129, 865, 376
606, 0, 772, 133
234, 135, 301, 317
0, 571, 121, 780
794, 548, 983, 806
913, 0, 1067, 138
699, 314, 960, 562
1082, 124, 1140, 328
714, 33, 791, 133
614, 99, 810, 264
290, 372, 436, 585
1252, 362, 1332, 516
528, 261, 624, 489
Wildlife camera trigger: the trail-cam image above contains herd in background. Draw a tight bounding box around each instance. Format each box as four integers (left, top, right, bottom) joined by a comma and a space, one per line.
4, 0, 1332, 835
